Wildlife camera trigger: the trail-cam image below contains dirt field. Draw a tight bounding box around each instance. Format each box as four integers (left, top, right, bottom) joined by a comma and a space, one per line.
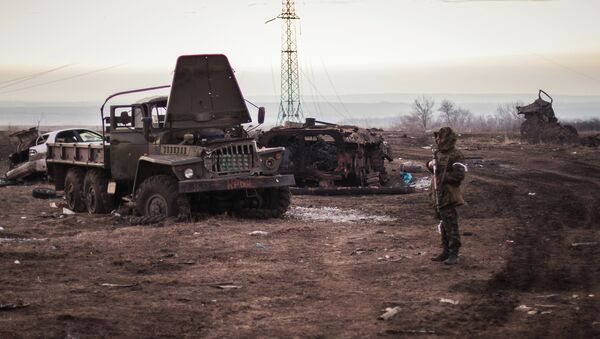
1, 131, 599, 338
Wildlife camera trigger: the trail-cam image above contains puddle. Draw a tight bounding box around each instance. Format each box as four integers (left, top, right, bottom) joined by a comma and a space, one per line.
287, 206, 395, 223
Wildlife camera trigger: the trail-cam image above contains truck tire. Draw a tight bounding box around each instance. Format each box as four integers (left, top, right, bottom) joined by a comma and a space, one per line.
83, 169, 114, 214
237, 187, 291, 219
135, 175, 190, 217
64, 168, 86, 212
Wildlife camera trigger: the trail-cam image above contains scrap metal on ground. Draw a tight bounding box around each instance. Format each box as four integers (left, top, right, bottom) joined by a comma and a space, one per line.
6, 127, 42, 181
258, 118, 395, 192
517, 90, 578, 144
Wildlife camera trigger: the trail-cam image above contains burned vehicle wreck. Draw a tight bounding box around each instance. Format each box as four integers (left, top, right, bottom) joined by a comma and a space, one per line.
6, 127, 42, 180
258, 119, 393, 188
5, 127, 104, 181
518, 90, 578, 144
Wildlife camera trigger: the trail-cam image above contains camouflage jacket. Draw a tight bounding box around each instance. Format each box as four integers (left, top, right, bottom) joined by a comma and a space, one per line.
428, 127, 466, 208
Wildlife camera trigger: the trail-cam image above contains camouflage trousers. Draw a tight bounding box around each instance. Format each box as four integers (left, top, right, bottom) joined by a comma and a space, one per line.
436, 205, 461, 254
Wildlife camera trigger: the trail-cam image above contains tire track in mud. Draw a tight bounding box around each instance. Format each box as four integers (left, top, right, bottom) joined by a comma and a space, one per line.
494, 169, 600, 291
476, 158, 600, 336
403, 156, 600, 337
394, 170, 524, 335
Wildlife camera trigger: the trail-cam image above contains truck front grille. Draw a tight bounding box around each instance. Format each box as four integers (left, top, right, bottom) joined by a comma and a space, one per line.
161, 145, 189, 155
212, 143, 254, 174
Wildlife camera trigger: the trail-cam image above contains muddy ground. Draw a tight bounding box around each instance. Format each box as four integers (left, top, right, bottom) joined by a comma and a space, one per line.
0, 131, 599, 338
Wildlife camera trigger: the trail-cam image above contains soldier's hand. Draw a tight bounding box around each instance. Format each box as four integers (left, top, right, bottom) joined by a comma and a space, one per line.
427, 160, 434, 170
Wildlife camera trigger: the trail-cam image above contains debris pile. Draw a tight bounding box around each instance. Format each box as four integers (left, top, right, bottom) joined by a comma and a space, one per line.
259, 118, 393, 188
517, 90, 578, 144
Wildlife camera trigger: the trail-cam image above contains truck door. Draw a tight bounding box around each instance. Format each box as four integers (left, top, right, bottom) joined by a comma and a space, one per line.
109, 105, 148, 181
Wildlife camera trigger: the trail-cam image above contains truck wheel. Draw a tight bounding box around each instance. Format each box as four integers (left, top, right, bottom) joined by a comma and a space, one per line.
237, 187, 291, 219
135, 175, 189, 217
83, 169, 114, 214
65, 168, 86, 212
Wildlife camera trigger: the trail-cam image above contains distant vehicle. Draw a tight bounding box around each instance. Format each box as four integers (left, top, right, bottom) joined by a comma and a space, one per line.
6, 128, 103, 180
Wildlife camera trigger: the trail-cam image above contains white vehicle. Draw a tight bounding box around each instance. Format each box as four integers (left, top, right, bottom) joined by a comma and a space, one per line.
6, 128, 103, 180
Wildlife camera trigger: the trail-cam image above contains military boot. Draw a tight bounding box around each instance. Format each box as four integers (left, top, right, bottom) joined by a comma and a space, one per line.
443, 253, 459, 265
432, 230, 449, 262
431, 249, 449, 262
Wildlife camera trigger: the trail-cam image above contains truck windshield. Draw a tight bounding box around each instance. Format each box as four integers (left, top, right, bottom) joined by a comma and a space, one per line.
151, 105, 167, 128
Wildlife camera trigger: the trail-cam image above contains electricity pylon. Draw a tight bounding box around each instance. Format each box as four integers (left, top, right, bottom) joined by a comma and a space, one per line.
267, 0, 303, 125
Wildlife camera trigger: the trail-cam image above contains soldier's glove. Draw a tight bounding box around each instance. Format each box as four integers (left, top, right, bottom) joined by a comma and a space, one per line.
427, 160, 434, 170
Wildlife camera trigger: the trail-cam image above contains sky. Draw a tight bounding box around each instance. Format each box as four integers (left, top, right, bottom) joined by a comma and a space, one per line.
0, 0, 599, 103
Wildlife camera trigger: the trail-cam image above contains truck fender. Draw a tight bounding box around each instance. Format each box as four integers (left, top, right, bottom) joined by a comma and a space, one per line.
131, 160, 176, 196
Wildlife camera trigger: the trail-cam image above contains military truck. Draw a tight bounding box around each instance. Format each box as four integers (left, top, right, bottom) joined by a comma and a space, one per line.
46, 54, 295, 218
258, 118, 393, 188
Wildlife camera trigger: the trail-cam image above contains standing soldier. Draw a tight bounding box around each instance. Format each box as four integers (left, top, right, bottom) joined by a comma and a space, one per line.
427, 127, 467, 265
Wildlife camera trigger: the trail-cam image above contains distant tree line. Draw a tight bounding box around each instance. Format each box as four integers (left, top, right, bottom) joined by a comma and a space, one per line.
395, 96, 525, 133
562, 118, 600, 132
397, 96, 600, 133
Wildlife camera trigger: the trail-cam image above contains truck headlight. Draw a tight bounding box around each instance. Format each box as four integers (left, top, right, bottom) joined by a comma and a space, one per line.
184, 168, 194, 179
265, 158, 275, 169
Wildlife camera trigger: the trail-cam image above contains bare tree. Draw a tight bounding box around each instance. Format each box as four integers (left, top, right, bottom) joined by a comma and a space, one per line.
435, 99, 474, 131
494, 102, 523, 132
454, 107, 474, 131
410, 96, 435, 130
438, 99, 456, 126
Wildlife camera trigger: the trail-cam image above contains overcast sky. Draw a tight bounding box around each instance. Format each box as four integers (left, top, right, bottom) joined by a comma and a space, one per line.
0, 0, 599, 102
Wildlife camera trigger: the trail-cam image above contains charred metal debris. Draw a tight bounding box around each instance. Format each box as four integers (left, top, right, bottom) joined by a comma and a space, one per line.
518, 90, 578, 144
258, 118, 394, 188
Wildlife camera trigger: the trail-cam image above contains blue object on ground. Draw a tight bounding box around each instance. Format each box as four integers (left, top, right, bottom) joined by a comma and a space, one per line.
400, 172, 413, 184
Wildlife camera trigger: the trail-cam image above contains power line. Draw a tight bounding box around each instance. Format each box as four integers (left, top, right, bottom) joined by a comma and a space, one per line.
0, 63, 74, 89
300, 67, 349, 121
321, 61, 352, 118
531, 52, 600, 85
0, 63, 126, 96
307, 61, 323, 116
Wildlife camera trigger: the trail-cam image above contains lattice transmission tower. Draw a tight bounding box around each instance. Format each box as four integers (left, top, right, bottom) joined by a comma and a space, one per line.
268, 0, 303, 125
